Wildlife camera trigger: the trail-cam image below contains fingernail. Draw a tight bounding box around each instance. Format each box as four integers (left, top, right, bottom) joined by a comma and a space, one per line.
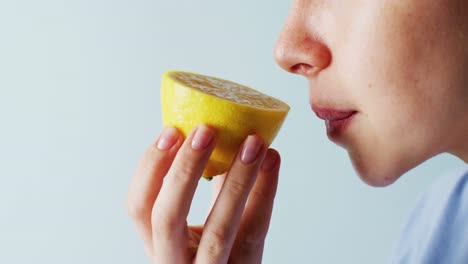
156, 127, 179, 150
262, 151, 278, 171
191, 125, 214, 150
241, 135, 263, 164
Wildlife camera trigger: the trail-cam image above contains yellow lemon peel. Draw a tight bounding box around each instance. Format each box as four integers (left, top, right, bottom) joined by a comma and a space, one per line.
161, 70, 290, 177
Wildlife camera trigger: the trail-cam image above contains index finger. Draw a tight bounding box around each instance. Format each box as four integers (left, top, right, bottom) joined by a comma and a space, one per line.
151, 125, 216, 262
126, 127, 182, 251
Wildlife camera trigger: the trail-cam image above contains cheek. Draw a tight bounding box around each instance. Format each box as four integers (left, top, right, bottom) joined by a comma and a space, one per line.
339, 46, 438, 185
325, 0, 467, 185
330, 2, 454, 184
338, 0, 457, 141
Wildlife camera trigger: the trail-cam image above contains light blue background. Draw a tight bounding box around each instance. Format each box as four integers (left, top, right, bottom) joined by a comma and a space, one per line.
0, 0, 465, 263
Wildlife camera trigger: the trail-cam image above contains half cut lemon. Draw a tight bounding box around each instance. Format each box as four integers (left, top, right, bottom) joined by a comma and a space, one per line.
161, 70, 290, 178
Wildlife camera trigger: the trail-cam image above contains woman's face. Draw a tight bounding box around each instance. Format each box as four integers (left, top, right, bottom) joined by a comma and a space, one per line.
275, 0, 468, 186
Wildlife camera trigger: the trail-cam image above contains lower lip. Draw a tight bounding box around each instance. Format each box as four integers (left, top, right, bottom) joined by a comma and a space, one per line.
326, 113, 357, 139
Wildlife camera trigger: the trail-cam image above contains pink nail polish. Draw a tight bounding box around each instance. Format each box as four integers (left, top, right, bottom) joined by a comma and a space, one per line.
156, 127, 179, 150
191, 125, 214, 150
241, 135, 263, 164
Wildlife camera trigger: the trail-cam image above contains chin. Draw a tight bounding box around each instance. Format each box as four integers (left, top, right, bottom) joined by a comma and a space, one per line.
348, 151, 410, 188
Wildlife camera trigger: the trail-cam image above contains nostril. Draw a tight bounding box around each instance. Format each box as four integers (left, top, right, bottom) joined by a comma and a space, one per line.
290, 63, 316, 76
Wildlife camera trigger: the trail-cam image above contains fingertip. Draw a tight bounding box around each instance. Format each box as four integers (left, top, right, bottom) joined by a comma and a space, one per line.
261, 149, 280, 172
191, 124, 216, 151
155, 126, 182, 151
240, 134, 267, 164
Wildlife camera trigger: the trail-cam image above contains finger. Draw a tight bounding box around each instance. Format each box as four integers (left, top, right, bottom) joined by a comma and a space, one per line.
230, 149, 280, 263
126, 127, 182, 254
195, 134, 267, 264
208, 173, 227, 216
187, 225, 204, 258
151, 124, 216, 262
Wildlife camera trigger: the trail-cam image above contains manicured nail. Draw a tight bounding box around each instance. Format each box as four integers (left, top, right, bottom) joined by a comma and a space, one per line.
262, 150, 278, 171
241, 135, 263, 164
157, 127, 179, 150
191, 125, 214, 150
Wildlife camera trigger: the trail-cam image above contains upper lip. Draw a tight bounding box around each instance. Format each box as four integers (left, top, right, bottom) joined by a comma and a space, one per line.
311, 105, 357, 121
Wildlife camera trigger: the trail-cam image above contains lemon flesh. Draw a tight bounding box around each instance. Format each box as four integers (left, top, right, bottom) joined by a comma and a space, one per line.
161, 70, 290, 177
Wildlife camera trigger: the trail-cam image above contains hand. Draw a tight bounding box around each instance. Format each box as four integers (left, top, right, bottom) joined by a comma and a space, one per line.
126, 124, 281, 263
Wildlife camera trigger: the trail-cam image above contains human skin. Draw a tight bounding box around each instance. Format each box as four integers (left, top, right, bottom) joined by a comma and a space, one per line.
275, 0, 468, 186
127, 125, 280, 263
127, 0, 468, 263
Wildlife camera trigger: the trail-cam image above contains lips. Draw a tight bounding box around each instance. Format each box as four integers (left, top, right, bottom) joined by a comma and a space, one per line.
311, 105, 357, 139
311, 107, 356, 121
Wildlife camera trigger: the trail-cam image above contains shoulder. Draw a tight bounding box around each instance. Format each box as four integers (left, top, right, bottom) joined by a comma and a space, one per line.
391, 166, 468, 264
418, 166, 468, 212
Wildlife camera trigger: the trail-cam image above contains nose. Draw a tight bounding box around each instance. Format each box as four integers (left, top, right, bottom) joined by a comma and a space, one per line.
274, 5, 331, 77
